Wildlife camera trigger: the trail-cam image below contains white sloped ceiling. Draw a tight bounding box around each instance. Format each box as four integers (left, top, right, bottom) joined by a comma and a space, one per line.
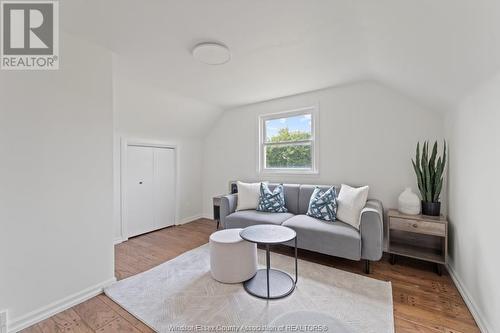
62, 0, 500, 111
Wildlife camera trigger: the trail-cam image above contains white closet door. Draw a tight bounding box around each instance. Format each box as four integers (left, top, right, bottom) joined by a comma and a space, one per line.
153, 147, 176, 229
126, 146, 155, 237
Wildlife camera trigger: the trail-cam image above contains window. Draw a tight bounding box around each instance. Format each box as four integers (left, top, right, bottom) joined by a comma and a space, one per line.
259, 106, 318, 174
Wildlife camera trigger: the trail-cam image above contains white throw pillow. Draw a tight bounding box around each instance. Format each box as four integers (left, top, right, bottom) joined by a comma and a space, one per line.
236, 181, 267, 211
336, 184, 370, 229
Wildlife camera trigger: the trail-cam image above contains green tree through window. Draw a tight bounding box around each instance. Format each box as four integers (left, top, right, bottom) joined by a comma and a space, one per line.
266, 128, 312, 169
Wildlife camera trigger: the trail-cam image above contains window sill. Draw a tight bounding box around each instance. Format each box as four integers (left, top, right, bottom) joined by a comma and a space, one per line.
259, 168, 319, 176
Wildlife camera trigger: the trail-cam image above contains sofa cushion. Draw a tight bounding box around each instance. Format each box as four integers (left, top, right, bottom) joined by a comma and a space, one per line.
337, 184, 369, 229
224, 210, 294, 229
268, 183, 300, 214
298, 185, 337, 214
236, 181, 267, 211
306, 186, 337, 221
257, 183, 287, 213
282, 214, 361, 260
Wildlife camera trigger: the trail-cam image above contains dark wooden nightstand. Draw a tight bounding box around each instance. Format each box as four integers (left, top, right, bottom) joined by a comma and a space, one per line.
387, 209, 448, 275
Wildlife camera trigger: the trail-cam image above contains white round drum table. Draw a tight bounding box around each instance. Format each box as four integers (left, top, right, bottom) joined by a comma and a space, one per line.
209, 228, 257, 283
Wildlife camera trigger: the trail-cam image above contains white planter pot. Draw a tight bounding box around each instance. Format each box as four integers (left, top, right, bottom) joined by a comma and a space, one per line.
398, 187, 421, 215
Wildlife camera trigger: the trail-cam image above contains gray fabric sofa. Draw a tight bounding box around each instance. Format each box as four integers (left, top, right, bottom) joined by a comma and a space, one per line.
219, 184, 384, 273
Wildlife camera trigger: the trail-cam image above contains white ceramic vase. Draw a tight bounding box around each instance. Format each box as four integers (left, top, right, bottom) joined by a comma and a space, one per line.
398, 187, 421, 215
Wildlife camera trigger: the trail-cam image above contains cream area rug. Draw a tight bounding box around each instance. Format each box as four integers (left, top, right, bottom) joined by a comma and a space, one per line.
105, 244, 394, 333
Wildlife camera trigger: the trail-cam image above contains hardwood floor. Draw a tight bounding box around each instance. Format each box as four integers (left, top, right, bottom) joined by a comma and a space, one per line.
21, 218, 479, 333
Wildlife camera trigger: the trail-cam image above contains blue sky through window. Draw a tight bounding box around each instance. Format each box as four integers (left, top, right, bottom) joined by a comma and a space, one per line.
265, 114, 311, 141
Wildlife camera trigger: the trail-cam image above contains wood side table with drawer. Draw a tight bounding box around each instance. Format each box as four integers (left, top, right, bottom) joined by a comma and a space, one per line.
387, 209, 448, 275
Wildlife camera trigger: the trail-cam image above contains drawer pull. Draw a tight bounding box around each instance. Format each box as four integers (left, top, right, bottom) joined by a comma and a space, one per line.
412, 223, 418, 228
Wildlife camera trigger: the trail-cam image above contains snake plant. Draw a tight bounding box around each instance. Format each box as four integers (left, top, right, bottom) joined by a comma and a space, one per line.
412, 140, 446, 203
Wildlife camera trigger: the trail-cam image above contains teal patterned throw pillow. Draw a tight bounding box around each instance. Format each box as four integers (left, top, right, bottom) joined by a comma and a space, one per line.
307, 187, 337, 221
257, 183, 288, 213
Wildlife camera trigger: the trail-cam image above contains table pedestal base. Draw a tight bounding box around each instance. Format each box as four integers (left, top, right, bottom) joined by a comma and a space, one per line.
243, 269, 295, 299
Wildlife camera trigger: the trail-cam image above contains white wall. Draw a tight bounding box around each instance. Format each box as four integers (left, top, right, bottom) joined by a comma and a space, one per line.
202, 81, 444, 217
445, 74, 500, 333
0, 33, 115, 331
112, 61, 222, 240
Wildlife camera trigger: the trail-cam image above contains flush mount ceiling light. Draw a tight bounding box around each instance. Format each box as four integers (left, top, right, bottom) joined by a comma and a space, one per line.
192, 42, 231, 65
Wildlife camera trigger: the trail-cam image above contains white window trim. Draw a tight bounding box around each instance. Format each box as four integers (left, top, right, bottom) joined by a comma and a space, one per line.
258, 105, 319, 175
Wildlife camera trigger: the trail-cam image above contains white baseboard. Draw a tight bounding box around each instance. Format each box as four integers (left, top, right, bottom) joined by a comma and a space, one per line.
446, 263, 492, 333
113, 237, 125, 245
8, 277, 116, 333
177, 214, 206, 225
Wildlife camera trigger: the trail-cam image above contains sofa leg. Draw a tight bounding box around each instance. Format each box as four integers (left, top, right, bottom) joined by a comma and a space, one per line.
364, 260, 371, 274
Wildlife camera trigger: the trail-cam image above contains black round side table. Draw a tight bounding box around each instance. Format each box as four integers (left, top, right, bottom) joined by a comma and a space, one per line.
239, 224, 298, 300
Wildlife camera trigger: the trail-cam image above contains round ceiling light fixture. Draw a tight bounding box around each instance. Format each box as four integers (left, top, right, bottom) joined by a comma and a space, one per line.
192, 42, 231, 65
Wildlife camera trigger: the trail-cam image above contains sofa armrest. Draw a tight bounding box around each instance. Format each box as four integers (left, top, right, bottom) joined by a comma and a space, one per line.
360, 199, 384, 261
220, 194, 238, 228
